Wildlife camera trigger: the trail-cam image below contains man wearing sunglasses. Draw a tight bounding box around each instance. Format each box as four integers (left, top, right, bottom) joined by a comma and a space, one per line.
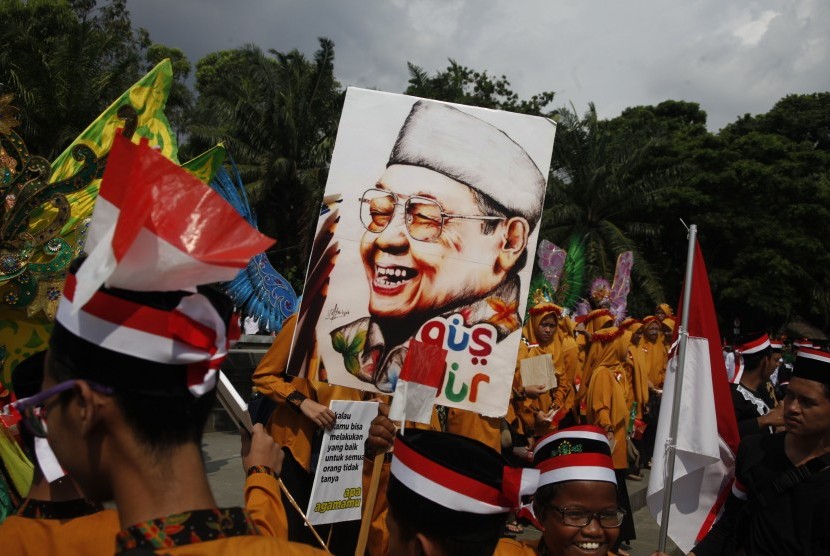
13, 128, 331, 553
0, 351, 120, 554
334, 100, 547, 393
27, 259, 326, 555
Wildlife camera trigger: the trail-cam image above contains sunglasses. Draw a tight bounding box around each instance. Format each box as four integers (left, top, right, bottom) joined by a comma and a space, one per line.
359, 189, 505, 243
9, 380, 113, 438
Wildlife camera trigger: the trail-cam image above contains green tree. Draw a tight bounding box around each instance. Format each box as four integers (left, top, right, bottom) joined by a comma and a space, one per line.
543, 103, 674, 314
601, 100, 715, 309
0, 0, 152, 159
693, 96, 830, 332
188, 38, 344, 288
405, 59, 555, 116
614, 94, 830, 332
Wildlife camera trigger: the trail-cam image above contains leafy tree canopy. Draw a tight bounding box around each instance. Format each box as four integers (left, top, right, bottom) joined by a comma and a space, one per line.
405, 59, 556, 116
0, 0, 195, 158
3, 5, 828, 335
187, 38, 344, 289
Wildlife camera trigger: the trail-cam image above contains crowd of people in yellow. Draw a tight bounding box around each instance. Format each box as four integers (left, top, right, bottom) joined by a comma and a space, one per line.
1, 182, 829, 556
0, 154, 681, 556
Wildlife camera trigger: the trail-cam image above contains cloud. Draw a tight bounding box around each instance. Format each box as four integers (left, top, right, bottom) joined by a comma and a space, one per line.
127, 0, 830, 130
733, 10, 780, 46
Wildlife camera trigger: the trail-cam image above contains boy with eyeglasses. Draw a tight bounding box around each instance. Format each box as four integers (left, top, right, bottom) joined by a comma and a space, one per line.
0, 351, 120, 554
520, 426, 628, 556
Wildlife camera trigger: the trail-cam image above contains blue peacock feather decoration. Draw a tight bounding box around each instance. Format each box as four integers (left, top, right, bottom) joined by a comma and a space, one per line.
209, 160, 298, 332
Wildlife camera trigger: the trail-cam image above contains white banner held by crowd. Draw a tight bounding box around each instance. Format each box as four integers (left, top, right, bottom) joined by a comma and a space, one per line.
307, 400, 378, 525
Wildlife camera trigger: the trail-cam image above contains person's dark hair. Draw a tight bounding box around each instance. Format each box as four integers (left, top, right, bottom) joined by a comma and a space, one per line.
532, 482, 563, 520
472, 189, 529, 274
48, 349, 218, 456
741, 346, 772, 373
47, 259, 231, 456
11, 350, 48, 459
387, 504, 502, 556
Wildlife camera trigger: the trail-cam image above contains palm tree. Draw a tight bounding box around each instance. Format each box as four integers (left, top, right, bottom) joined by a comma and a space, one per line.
542, 103, 670, 308
187, 38, 344, 288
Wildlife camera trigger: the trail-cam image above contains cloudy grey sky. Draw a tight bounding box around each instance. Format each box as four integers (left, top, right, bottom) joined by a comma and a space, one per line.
127, 0, 829, 131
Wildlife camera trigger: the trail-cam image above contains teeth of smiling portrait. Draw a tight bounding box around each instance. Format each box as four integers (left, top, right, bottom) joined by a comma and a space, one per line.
576, 542, 600, 551
375, 265, 416, 284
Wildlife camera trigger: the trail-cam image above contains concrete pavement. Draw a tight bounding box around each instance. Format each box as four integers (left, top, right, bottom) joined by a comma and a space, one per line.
202, 430, 684, 555
203, 430, 247, 509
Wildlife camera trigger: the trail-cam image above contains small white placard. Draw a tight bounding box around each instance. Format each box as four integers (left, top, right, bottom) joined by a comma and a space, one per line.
306, 400, 377, 525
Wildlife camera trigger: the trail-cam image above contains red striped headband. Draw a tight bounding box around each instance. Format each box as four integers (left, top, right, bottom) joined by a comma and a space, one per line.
618, 318, 640, 331
533, 426, 616, 487
391, 433, 538, 514
530, 303, 563, 318
56, 269, 238, 396
641, 315, 659, 326
575, 308, 612, 325
50, 133, 271, 396
735, 334, 770, 355
793, 347, 830, 385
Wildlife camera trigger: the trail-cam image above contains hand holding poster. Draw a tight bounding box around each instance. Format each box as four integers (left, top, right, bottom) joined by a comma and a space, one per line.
307, 400, 377, 526
290, 88, 556, 418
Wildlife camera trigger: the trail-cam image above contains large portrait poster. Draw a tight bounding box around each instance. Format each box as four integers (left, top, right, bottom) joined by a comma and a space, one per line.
294, 87, 556, 417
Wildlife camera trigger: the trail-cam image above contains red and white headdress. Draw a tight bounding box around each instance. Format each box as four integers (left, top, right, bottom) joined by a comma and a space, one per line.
793, 347, 830, 385
533, 425, 617, 488
52, 134, 273, 396
734, 334, 771, 355
390, 429, 538, 515
387, 429, 538, 542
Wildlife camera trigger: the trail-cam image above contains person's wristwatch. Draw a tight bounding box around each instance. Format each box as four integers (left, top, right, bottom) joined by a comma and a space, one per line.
246, 465, 279, 478
286, 391, 307, 414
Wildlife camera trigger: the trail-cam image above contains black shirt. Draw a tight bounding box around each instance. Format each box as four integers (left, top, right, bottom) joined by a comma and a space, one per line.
695, 433, 830, 555
730, 381, 776, 438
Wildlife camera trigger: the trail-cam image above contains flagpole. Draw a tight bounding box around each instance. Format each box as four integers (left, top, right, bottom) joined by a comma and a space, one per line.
657, 224, 697, 552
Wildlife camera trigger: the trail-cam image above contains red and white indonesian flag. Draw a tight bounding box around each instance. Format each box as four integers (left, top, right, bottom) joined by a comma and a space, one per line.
73, 133, 274, 310
389, 340, 448, 424
59, 133, 274, 396
646, 241, 741, 552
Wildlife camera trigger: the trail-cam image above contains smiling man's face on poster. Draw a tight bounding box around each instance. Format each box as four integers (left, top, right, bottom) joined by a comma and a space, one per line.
297, 89, 556, 417
359, 164, 515, 324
